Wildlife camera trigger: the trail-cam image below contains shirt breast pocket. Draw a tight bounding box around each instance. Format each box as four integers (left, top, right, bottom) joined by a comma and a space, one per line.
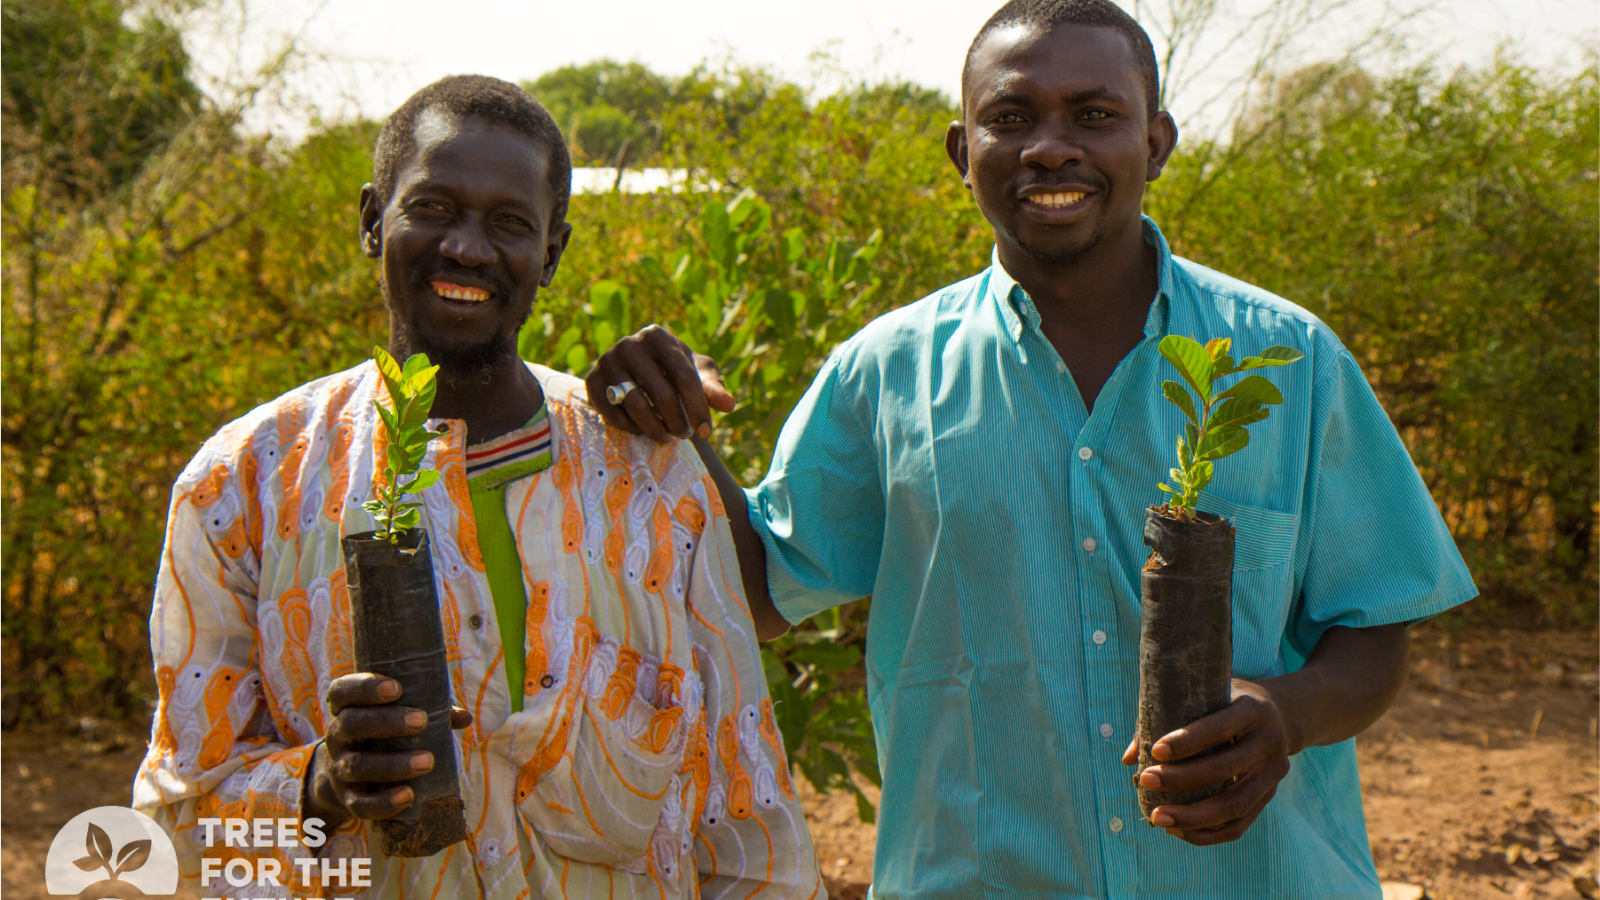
1201, 494, 1299, 681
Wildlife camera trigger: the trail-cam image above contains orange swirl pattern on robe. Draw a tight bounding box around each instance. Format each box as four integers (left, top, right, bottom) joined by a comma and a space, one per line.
603, 646, 642, 720
521, 581, 550, 695
326, 568, 354, 680
276, 400, 309, 542
718, 714, 755, 820
758, 698, 797, 799
276, 588, 322, 733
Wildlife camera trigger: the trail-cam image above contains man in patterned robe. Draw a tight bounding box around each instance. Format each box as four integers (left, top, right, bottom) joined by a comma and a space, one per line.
134, 75, 823, 899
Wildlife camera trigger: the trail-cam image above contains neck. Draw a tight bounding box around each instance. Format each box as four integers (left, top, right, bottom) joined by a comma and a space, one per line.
996, 216, 1158, 337
425, 354, 545, 444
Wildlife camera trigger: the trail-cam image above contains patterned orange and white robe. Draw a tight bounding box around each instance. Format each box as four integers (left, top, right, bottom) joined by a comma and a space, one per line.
133, 361, 825, 899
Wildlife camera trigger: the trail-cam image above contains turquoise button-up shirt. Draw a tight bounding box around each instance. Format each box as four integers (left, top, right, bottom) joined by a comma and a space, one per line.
746, 218, 1475, 899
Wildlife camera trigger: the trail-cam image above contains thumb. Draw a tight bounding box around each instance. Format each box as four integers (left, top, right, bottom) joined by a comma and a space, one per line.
449, 706, 474, 730
695, 354, 735, 413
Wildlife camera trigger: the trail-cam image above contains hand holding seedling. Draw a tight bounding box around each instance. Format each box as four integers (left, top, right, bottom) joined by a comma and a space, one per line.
1124, 624, 1413, 845
1154, 336, 1303, 515
304, 348, 470, 829
304, 674, 474, 828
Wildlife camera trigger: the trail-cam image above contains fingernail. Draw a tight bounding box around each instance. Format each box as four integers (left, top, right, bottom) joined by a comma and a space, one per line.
410, 752, 433, 772
1140, 770, 1162, 789
378, 680, 400, 699
393, 787, 414, 805
697, 423, 711, 439
1151, 811, 1175, 827
405, 710, 427, 729
1152, 743, 1171, 761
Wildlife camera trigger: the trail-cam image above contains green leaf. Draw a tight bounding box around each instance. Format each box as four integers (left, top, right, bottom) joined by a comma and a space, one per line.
852, 786, 877, 824
1196, 427, 1250, 461
1185, 421, 1200, 451
1159, 335, 1215, 402
1236, 346, 1305, 369
404, 469, 440, 493
1162, 380, 1198, 424
1191, 460, 1214, 492
791, 641, 861, 673
374, 400, 398, 437
391, 508, 421, 531
400, 352, 431, 380
1158, 482, 1176, 494
1209, 396, 1268, 431
1204, 337, 1231, 361
1177, 434, 1192, 469
566, 343, 590, 375
373, 345, 404, 391
1215, 374, 1284, 405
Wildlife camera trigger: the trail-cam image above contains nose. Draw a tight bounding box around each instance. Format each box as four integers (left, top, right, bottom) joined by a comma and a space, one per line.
1019, 115, 1084, 170
440, 213, 495, 268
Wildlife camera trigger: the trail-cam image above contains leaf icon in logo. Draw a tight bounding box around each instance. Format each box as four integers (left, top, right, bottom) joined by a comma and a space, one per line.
86, 823, 112, 865
113, 840, 151, 877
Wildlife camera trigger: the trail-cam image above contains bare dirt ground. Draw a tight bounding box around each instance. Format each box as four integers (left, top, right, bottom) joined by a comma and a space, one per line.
3, 624, 1594, 899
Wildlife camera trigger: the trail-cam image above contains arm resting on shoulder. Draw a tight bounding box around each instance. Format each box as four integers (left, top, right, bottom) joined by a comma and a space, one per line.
691, 435, 790, 641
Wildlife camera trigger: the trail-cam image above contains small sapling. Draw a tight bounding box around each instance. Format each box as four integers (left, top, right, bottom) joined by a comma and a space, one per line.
363, 346, 446, 542
1134, 335, 1304, 822
1155, 336, 1304, 517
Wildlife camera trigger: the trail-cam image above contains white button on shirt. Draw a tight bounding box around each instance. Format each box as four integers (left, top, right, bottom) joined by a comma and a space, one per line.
1109, 817, 1125, 834
1054, 360, 1067, 374
1092, 629, 1107, 645
1099, 723, 1114, 739
1078, 446, 1093, 461
1082, 537, 1097, 552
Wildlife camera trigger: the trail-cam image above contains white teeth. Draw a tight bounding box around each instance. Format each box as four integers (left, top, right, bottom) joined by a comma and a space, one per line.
1029, 192, 1087, 208
432, 283, 489, 302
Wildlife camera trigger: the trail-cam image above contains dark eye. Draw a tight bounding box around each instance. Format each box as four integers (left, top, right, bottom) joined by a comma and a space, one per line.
1081, 109, 1112, 121
993, 111, 1026, 126
497, 215, 533, 232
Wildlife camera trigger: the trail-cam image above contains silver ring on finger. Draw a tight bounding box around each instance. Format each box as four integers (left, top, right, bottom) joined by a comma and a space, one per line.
605, 380, 638, 406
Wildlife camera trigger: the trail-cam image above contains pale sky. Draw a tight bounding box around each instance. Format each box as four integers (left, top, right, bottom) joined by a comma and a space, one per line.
182, 0, 1597, 138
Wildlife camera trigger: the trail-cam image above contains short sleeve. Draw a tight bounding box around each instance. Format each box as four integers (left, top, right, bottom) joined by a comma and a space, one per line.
746, 352, 884, 624
1292, 350, 1477, 653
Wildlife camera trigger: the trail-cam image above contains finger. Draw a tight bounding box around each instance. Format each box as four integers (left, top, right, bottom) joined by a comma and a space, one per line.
342, 783, 416, 821
325, 673, 401, 716
1150, 756, 1288, 831
618, 381, 671, 441
329, 705, 427, 745
450, 706, 473, 730
585, 362, 642, 435
1121, 738, 1139, 766
632, 352, 692, 438
1164, 780, 1278, 847
656, 342, 713, 439
1153, 697, 1261, 761
694, 354, 735, 414
335, 749, 435, 785
1138, 734, 1271, 794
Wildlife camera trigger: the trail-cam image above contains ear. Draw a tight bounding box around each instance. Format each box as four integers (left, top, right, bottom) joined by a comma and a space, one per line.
1145, 111, 1179, 182
357, 183, 384, 259
944, 120, 972, 189
539, 221, 574, 288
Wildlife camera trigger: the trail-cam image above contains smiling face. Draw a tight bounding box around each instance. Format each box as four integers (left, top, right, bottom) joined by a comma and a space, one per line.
359, 110, 571, 382
949, 22, 1176, 269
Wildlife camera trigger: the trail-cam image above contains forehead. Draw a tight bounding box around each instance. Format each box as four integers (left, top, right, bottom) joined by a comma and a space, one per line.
966, 22, 1144, 110
392, 109, 553, 210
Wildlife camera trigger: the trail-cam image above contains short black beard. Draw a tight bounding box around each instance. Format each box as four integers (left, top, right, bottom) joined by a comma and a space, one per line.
386, 284, 527, 390
1011, 218, 1110, 268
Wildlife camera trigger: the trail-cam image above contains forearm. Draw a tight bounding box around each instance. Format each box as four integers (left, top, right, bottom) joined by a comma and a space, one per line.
1259, 623, 1409, 755
690, 436, 789, 640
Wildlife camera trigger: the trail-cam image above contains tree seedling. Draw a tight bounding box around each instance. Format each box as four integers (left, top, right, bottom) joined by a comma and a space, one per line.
1156, 335, 1304, 517
363, 346, 445, 542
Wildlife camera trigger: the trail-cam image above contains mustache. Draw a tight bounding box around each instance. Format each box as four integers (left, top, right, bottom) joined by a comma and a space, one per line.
1017, 175, 1108, 192
410, 265, 510, 298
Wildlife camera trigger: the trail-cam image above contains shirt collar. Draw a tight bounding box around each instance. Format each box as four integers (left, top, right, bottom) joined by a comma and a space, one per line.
987, 215, 1177, 346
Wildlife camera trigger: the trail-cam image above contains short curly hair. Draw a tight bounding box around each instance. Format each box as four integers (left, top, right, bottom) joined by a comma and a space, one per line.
372, 74, 572, 224
963, 0, 1161, 116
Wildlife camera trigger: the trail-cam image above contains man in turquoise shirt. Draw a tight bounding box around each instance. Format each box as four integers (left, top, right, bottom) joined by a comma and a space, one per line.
588, 1, 1476, 896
